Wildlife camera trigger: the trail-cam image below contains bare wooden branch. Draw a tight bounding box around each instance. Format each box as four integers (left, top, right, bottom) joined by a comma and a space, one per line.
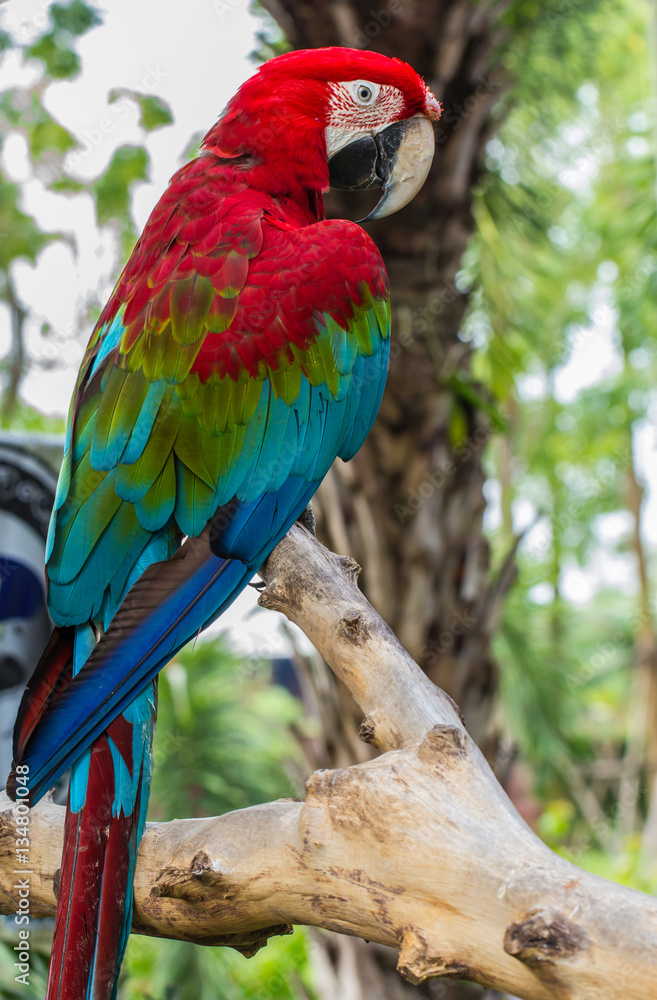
2, 525, 656, 999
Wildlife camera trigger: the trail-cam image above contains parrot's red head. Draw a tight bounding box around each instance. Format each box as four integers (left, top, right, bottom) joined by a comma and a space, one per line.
204, 47, 441, 219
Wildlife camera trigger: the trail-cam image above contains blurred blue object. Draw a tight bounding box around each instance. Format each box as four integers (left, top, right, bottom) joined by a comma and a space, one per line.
0, 443, 58, 782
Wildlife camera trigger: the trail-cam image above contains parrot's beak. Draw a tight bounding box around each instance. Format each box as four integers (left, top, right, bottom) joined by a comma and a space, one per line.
326, 115, 435, 221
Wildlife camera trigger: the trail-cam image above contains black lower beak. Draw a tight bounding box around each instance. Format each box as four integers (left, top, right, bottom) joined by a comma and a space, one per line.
328, 117, 435, 221
328, 123, 399, 193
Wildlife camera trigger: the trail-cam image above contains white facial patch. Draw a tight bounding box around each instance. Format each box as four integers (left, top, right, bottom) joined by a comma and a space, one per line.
326, 80, 406, 131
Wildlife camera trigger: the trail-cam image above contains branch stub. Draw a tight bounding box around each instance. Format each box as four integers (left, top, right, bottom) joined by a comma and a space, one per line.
504, 908, 588, 967
397, 928, 470, 985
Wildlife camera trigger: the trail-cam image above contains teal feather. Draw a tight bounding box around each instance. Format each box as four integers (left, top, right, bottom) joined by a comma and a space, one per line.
265, 399, 302, 493
107, 703, 151, 819
310, 390, 348, 482
49, 507, 145, 624
49, 470, 122, 584
89, 312, 125, 378
325, 314, 358, 375
242, 387, 292, 497
134, 454, 176, 532
341, 348, 389, 460
293, 384, 330, 480
121, 380, 167, 466
174, 461, 218, 538
91, 369, 155, 471
115, 395, 180, 503
68, 624, 97, 812
223, 392, 271, 504
210, 420, 249, 508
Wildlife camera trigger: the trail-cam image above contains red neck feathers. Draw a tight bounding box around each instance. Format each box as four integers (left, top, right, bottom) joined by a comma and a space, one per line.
203, 74, 329, 210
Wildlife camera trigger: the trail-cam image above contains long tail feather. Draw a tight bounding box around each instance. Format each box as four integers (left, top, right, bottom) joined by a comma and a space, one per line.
47, 685, 155, 1000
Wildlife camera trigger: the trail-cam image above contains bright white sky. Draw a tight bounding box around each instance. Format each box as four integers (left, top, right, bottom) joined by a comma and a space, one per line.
0, 0, 655, 619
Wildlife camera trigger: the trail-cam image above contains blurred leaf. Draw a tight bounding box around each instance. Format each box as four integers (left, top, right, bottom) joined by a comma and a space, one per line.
49, 175, 86, 193
50, 0, 102, 36
0, 172, 52, 280
0, 935, 50, 1000
0, 92, 21, 130
108, 90, 174, 132
135, 94, 173, 131
29, 112, 76, 160
25, 32, 80, 79
91, 145, 149, 230
445, 371, 506, 431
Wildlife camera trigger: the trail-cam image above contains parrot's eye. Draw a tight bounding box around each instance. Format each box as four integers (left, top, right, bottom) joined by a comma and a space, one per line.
352, 81, 379, 105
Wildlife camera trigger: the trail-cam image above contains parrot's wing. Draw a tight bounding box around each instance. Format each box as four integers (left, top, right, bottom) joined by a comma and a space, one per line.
13, 162, 390, 797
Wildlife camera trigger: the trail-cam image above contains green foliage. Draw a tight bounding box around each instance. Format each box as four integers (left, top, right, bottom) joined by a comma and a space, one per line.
91, 145, 150, 235
121, 929, 315, 1000
49, 175, 86, 193
0, 929, 50, 999
469, 0, 657, 878
496, 590, 579, 776
29, 98, 76, 160
0, 399, 66, 436
25, 1, 101, 80
0, 0, 168, 283
150, 635, 303, 820
251, 2, 292, 62
0, 89, 76, 165
445, 370, 506, 434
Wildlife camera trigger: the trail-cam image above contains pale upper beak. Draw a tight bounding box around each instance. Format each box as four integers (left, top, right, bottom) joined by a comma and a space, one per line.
326, 114, 436, 221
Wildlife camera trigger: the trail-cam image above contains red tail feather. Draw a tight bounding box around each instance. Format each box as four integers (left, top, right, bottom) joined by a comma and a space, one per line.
8, 627, 75, 796
46, 711, 150, 1000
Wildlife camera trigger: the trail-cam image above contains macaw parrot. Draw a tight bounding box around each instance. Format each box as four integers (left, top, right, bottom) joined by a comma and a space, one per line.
7, 47, 440, 1000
